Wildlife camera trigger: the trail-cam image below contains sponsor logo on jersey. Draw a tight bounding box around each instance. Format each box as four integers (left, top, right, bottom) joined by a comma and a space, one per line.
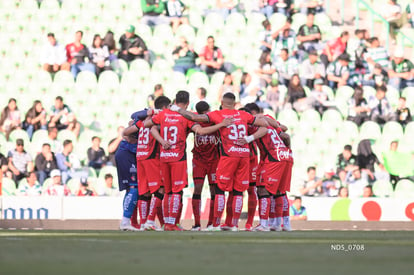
165, 117, 180, 123
228, 146, 250, 153
174, 181, 184, 185
160, 152, 179, 158
137, 145, 148, 149
276, 149, 293, 161
242, 180, 249, 185
268, 177, 278, 183
148, 181, 158, 187
195, 135, 221, 147
136, 151, 149, 156
219, 175, 231, 181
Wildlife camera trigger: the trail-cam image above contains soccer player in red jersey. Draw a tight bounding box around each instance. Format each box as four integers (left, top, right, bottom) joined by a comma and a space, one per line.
145, 91, 232, 231
191, 101, 220, 231
240, 105, 292, 231
170, 93, 268, 231
123, 96, 171, 230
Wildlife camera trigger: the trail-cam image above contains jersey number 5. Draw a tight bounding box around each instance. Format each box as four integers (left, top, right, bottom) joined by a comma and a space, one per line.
228, 124, 246, 140
163, 126, 178, 144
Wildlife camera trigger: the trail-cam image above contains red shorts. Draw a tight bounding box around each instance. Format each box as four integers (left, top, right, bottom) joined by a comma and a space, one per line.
161, 160, 188, 193
279, 161, 293, 193
216, 156, 249, 192
137, 159, 162, 195
257, 161, 289, 195
249, 155, 258, 185
192, 157, 219, 185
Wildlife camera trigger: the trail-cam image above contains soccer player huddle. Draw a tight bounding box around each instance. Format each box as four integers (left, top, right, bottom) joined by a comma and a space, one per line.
116, 90, 293, 232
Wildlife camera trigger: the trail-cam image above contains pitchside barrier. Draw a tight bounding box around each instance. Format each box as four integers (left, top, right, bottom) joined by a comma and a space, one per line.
0, 196, 413, 221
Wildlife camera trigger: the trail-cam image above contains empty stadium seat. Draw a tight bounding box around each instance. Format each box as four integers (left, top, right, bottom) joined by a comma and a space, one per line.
359, 121, 382, 141
394, 179, 414, 198
1, 177, 17, 196
372, 180, 394, 198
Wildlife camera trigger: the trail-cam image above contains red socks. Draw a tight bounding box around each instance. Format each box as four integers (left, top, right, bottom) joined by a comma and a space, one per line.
192, 194, 201, 227
246, 186, 257, 226
169, 193, 181, 225
208, 197, 215, 226
275, 195, 284, 218
224, 192, 233, 226
258, 196, 271, 221
138, 197, 150, 225
269, 195, 276, 219
130, 206, 138, 227
231, 195, 243, 227
163, 193, 170, 224
147, 195, 163, 223
282, 194, 290, 217
213, 194, 225, 226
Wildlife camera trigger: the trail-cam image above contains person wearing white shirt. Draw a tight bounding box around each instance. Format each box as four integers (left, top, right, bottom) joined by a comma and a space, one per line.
40, 33, 69, 73
382, 0, 405, 41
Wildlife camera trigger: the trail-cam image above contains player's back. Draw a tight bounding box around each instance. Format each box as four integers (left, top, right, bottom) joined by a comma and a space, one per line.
192, 121, 219, 161
257, 125, 292, 162
136, 120, 159, 161
152, 109, 193, 162
207, 109, 255, 158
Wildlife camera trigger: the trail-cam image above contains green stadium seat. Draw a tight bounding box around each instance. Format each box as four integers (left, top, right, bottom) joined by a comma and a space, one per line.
41, 178, 53, 193
1, 177, 17, 196
359, 121, 381, 141
335, 85, 354, 101
66, 178, 80, 195
175, 24, 196, 44
129, 58, 150, 74
269, 12, 287, 31
57, 129, 77, 145
394, 179, 414, 198
372, 180, 394, 198
277, 108, 299, 128
246, 12, 266, 29
382, 121, 404, 141
362, 85, 376, 99
53, 70, 75, 85
8, 129, 30, 145
98, 165, 118, 189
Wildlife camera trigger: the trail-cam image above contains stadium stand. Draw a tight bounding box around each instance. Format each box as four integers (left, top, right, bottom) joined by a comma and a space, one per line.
0, 0, 413, 199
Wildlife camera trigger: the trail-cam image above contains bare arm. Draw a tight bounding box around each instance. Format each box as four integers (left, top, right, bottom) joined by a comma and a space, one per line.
150, 126, 171, 149
236, 126, 268, 145
192, 117, 233, 135
174, 107, 210, 122
123, 124, 139, 136
252, 116, 269, 127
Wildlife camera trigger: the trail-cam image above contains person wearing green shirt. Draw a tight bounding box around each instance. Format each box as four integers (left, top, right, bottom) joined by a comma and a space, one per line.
141, 0, 170, 27
172, 37, 198, 75
290, 196, 307, 221
389, 49, 414, 90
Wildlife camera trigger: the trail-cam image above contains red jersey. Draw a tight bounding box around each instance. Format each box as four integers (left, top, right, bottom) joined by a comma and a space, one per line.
65, 42, 86, 63
257, 125, 293, 163
192, 121, 219, 162
135, 120, 159, 161
199, 45, 223, 62
248, 125, 258, 159
151, 109, 194, 162
207, 109, 256, 158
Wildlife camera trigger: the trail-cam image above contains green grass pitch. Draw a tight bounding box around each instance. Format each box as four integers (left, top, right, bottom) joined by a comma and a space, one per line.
1, 231, 413, 275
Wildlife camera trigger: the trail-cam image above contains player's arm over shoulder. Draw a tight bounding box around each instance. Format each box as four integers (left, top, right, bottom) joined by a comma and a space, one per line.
192, 117, 233, 135
171, 105, 210, 122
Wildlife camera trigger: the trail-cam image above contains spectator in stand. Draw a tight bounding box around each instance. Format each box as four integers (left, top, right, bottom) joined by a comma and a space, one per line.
290, 196, 308, 221
310, 78, 335, 115
266, 79, 284, 114
118, 25, 149, 63
56, 139, 75, 184
382, 0, 405, 42
215, 0, 238, 20
300, 50, 325, 89
0, 149, 10, 179
271, 18, 297, 58
0, 98, 21, 140
255, 51, 277, 87
297, 13, 323, 52
368, 85, 396, 125
147, 84, 164, 108
43, 169, 70, 196
326, 53, 350, 89
299, 166, 323, 196
357, 139, 383, 183
22, 100, 47, 140
40, 32, 69, 73
407, 0, 414, 27
17, 172, 42, 196
348, 29, 369, 62
275, 0, 295, 17
97, 174, 120, 196
191, 87, 208, 111
286, 74, 311, 113
199, 36, 225, 75
35, 143, 58, 185
297, 0, 324, 14
322, 167, 341, 197
172, 37, 198, 74
259, 19, 276, 53
165, 0, 189, 33
362, 185, 375, 198
388, 49, 414, 90
257, 0, 274, 19
345, 167, 369, 197
365, 37, 389, 70
89, 34, 111, 77
337, 186, 349, 198
102, 31, 122, 75
274, 48, 299, 86
140, 0, 170, 27
107, 126, 125, 166
48, 96, 81, 138
347, 86, 369, 126
87, 136, 107, 170
382, 140, 414, 186
336, 144, 358, 174
66, 30, 95, 78
395, 97, 412, 126
348, 57, 371, 88
8, 139, 33, 185
76, 177, 97, 196
46, 126, 63, 154
217, 73, 240, 102
366, 63, 389, 88
320, 31, 349, 69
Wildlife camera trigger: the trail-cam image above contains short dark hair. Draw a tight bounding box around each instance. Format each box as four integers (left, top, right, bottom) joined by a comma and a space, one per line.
175, 90, 190, 104
207, 35, 214, 40
344, 145, 352, 151
47, 32, 55, 38
222, 92, 236, 101
307, 166, 316, 173
42, 143, 51, 148
377, 85, 387, 93
198, 87, 207, 97
244, 103, 260, 114
195, 101, 210, 114
48, 126, 57, 132
281, 48, 289, 55
154, 84, 163, 92
364, 185, 372, 191
154, 96, 171, 109
400, 96, 406, 101
262, 19, 270, 28
91, 136, 100, 141
76, 30, 83, 36
55, 96, 63, 102
294, 196, 302, 201
104, 173, 113, 180
63, 139, 72, 147
340, 31, 349, 37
